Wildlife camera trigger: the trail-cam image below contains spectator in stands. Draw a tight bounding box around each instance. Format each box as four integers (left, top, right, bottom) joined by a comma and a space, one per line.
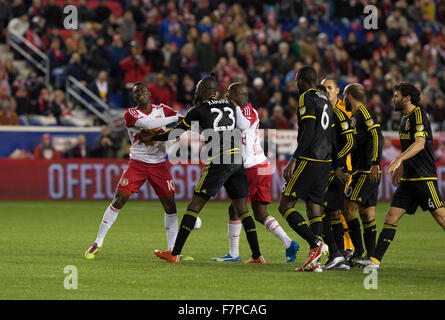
271, 105, 289, 130
258, 108, 275, 129
179, 42, 200, 83
46, 38, 67, 89
118, 11, 137, 45
162, 42, 181, 78
108, 35, 128, 92
250, 77, 268, 108
94, 0, 112, 24
0, 0, 11, 36
160, 10, 186, 47
77, 0, 94, 25
0, 82, 19, 126
89, 71, 111, 105
290, 17, 313, 42
66, 134, 90, 158
139, 38, 161, 80
33, 133, 60, 159
30, 87, 57, 126
382, 139, 401, 161
423, 77, 445, 104
7, 12, 29, 39
119, 40, 150, 107
196, 32, 215, 77
177, 74, 195, 108
11, 0, 27, 19
65, 52, 91, 86
43, 0, 61, 28
88, 36, 112, 75
127, 0, 145, 29
148, 73, 177, 106
65, 30, 88, 57
270, 41, 295, 76
92, 125, 120, 158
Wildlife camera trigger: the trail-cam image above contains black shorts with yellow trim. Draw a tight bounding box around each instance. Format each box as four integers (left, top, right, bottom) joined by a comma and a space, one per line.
282, 157, 331, 206
194, 162, 248, 200
391, 179, 444, 214
324, 172, 346, 211
345, 171, 380, 208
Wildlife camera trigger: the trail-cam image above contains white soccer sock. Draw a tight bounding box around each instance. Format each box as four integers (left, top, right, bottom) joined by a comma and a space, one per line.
264, 216, 292, 249
95, 205, 120, 247
228, 220, 242, 258
164, 213, 178, 250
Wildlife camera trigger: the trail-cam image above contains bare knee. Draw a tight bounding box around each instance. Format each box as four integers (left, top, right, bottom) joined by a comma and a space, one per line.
112, 191, 130, 209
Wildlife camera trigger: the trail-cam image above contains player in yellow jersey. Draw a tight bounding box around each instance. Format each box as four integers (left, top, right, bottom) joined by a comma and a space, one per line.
321, 78, 354, 258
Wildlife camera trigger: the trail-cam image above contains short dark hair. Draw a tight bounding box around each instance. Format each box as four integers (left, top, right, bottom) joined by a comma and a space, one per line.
316, 84, 327, 95
345, 83, 366, 103
393, 82, 420, 106
296, 66, 317, 86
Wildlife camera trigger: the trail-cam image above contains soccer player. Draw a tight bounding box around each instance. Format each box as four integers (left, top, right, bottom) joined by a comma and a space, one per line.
279, 66, 331, 272
356, 82, 445, 270
151, 73, 265, 263
321, 78, 355, 259
211, 82, 300, 263
84, 82, 183, 259
316, 83, 354, 270
342, 83, 383, 264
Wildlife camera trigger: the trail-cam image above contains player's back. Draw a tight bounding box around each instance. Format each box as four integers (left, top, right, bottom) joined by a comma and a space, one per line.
297, 88, 333, 161
184, 95, 241, 163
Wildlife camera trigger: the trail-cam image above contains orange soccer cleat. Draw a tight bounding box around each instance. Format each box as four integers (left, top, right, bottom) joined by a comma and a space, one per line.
244, 256, 266, 264
154, 249, 180, 263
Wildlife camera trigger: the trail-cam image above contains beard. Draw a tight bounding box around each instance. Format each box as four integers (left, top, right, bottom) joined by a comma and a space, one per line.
393, 100, 404, 111
345, 98, 352, 112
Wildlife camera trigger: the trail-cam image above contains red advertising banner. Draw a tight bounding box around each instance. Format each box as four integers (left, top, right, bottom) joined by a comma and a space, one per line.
2, 159, 445, 201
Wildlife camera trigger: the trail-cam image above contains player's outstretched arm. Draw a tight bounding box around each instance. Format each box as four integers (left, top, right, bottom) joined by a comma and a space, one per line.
135, 115, 180, 130
387, 136, 425, 174
151, 119, 190, 142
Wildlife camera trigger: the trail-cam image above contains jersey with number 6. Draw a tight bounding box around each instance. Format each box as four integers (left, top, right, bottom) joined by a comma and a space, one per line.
297, 88, 334, 161
183, 95, 241, 162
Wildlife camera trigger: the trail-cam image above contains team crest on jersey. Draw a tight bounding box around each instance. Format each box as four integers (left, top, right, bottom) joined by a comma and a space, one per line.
350, 118, 356, 128
405, 120, 410, 131
365, 119, 374, 127
120, 178, 129, 186
341, 121, 349, 130
416, 124, 424, 132
299, 106, 306, 115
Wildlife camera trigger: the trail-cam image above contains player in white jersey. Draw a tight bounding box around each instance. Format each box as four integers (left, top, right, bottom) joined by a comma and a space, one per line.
211, 82, 300, 263
85, 82, 183, 259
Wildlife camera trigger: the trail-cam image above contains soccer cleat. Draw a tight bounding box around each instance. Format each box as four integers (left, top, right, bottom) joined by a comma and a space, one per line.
84, 243, 101, 259
354, 256, 380, 270
180, 255, 195, 261
154, 249, 180, 263
211, 253, 241, 262
295, 260, 322, 272
285, 240, 300, 263
348, 251, 366, 267
323, 255, 348, 270
300, 241, 329, 271
345, 248, 354, 261
244, 256, 266, 264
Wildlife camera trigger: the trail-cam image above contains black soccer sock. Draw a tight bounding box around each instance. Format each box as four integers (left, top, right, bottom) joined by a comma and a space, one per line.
345, 215, 365, 256
171, 210, 197, 256
320, 214, 338, 254
240, 212, 261, 259
330, 218, 345, 254
373, 223, 397, 262
309, 215, 323, 241
283, 208, 318, 249
363, 219, 377, 257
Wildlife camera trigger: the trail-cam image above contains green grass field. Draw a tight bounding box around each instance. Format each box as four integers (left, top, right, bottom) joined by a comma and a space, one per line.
1, 200, 445, 300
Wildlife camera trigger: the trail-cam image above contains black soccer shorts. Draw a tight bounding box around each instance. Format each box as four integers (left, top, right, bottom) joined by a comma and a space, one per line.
194, 162, 248, 200
324, 172, 346, 211
345, 172, 379, 208
391, 179, 444, 214
282, 158, 331, 206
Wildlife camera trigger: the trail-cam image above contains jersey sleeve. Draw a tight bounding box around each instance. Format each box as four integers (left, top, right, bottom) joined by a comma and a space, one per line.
182, 105, 200, 128
241, 104, 258, 127
152, 106, 198, 141
124, 108, 142, 127
160, 103, 177, 117
413, 108, 429, 138
298, 92, 316, 122
360, 107, 383, 165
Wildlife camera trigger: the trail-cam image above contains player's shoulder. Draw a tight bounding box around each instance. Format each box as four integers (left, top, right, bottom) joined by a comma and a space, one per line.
242, 103, 257, 116
333, 106, 348, 122
125, 106, 141, 117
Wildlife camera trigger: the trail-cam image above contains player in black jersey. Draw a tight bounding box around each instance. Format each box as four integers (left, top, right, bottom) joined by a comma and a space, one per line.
317, 83, 354, 270
356, 82, 445, 270
148, 73, 265, 263
342, 83, 383, 265
279, 66, 330, 272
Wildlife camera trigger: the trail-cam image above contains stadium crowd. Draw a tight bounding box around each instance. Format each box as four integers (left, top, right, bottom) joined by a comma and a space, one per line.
1, 0, 445, 151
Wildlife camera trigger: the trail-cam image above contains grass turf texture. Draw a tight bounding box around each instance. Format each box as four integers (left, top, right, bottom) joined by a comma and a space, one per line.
1, 200, 445, 300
